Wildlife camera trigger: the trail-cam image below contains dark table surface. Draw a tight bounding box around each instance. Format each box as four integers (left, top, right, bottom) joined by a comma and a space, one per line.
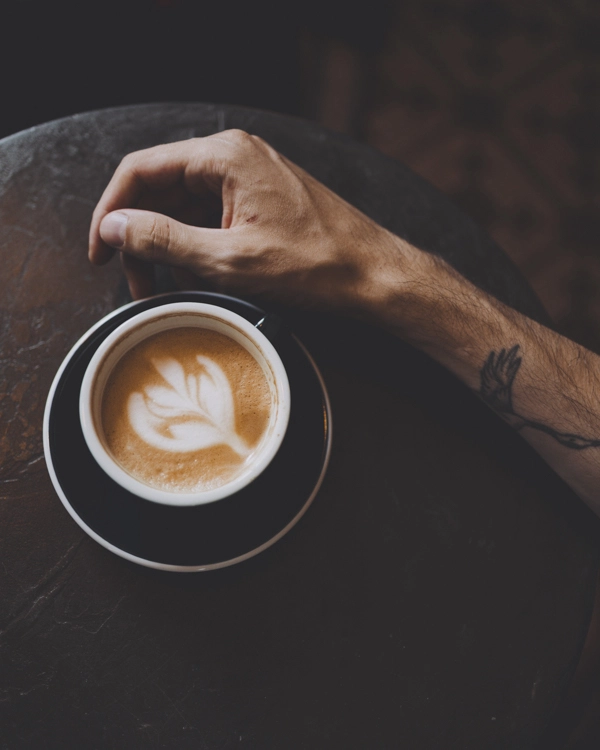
1, 103, 598, 750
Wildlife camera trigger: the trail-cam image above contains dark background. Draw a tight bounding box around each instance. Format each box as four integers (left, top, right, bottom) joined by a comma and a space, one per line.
4, 0, 598, 353
3, 1, 600, 746
0, 0, 390, 136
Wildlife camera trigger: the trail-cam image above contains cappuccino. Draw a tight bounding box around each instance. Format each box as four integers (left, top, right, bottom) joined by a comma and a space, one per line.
100, 327, 272, 493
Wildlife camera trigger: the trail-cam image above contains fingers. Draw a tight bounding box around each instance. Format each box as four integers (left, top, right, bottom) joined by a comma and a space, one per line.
89, 132, 251, 266
120, 253, 155, 301
90, 141, 198, 266
99, 208, 229, 292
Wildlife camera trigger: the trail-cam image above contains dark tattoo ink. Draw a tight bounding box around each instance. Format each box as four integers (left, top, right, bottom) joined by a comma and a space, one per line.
479, 344, 600, 450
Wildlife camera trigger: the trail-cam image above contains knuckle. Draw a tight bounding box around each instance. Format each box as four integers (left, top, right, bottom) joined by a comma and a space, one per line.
144, 216, 171, 259
118, 144, 165, 171
249, 133, 280, 163
250, 134, 267, 148
119, 150, 143, 171
116, 149, 150, 181
225, 128, 252, 143
222, 129, 255, 156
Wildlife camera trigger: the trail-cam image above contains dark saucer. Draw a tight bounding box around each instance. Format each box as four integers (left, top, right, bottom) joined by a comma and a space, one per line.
43, 292, 331, 571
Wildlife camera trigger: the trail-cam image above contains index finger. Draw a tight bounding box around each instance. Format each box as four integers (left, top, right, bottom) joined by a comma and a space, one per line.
88, 137, 223, 266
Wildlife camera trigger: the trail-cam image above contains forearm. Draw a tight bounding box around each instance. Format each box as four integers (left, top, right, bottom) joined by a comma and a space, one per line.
358, 236, 600, 516
90, 134, 600, 516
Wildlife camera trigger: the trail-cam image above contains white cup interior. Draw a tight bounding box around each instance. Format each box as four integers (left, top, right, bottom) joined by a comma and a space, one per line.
79, 303, 290, 506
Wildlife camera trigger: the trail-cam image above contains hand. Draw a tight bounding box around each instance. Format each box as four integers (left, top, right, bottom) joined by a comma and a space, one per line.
89, 129, 413, 312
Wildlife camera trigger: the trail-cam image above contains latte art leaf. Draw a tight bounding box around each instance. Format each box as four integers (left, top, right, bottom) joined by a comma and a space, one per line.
127, 355, 251, 456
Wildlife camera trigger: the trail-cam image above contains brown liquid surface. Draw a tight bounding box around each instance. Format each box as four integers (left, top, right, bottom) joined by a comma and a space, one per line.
101, 327, 272, 492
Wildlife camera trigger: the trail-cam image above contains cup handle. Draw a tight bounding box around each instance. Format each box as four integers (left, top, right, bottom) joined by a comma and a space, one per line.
255, 314, 285, 344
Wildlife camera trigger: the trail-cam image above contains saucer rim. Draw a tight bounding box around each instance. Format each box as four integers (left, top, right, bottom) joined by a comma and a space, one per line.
43, 293, 332, 572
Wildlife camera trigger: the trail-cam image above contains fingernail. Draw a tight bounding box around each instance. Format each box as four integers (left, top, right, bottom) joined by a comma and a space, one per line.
100, 212, 128, 248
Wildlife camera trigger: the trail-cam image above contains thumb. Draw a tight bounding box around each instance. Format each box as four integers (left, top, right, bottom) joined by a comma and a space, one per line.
99, 208, 221, 270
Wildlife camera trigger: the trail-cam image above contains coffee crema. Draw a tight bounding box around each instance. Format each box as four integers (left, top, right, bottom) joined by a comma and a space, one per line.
100, 327, 272, 493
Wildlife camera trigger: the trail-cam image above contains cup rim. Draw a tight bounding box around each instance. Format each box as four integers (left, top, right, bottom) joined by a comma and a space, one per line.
79, 302, 291, 507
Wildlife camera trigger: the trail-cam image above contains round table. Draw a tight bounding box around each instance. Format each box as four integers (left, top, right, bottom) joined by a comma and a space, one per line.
1, 103, 597, 749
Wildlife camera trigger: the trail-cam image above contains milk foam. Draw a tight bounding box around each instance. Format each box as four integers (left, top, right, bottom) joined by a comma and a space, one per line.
101, 327, 272, 493
128, 354, 251, 457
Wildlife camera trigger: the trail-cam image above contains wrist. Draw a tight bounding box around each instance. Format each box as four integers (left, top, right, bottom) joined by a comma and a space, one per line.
351, 232, 441, 338
354, 234, 510, 369
341, 230, 413, 318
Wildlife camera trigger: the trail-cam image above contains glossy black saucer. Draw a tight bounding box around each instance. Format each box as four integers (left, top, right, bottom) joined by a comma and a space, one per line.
44, 292, 331, 571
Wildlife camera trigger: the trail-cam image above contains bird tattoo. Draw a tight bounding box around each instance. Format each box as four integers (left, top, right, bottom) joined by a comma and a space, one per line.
479, 345, 600, 450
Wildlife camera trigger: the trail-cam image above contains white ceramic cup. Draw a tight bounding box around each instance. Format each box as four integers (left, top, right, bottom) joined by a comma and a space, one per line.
79, 302, 291, 506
